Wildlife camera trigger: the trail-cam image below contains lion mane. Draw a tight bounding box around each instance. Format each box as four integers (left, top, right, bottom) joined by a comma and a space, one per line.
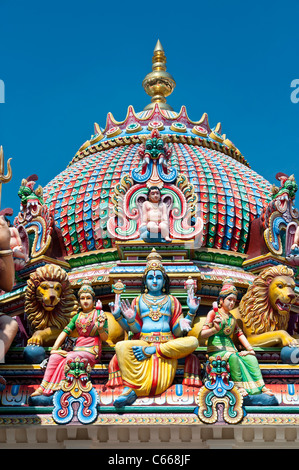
238, 265, 295, 334
25, 264, 78, 331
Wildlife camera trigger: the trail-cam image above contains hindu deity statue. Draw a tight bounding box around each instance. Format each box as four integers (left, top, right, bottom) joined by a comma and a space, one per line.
0, 208, 29, 271
200, 279, 278, 405
109, 249, 200, 407
0, 215, 18, 391
107, 129, 203, 244
140, 186, 170, 242
30, 280, 108, 400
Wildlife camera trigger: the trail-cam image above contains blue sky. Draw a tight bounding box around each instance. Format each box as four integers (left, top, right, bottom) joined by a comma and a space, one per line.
0, 0, 299, 218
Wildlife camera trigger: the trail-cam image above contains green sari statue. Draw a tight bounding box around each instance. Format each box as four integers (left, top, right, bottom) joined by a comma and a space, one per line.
201, 279, 274, 398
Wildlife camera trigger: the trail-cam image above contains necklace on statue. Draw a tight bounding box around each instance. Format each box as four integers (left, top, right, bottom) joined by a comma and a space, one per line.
142, 294, 169, 321
77, 310, 93, 333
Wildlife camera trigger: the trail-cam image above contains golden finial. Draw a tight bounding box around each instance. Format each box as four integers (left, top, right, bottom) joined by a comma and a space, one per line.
142, 40, 176, 111
0, 146, 12, 208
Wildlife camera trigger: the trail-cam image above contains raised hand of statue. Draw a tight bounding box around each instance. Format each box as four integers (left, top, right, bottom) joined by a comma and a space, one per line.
120, 299, 136, 323
0, 216, 11, 250
186, 285, 201, 315
179, 317, 192, 333
213, 315, 222, 332
109, 293, 121, 318
95, 299, 106, 330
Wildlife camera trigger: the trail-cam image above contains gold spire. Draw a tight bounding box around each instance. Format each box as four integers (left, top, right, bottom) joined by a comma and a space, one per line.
142, 40, 176, 111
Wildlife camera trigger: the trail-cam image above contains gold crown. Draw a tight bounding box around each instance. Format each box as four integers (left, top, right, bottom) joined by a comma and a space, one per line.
219, 278, 237, 297
144, 248, 166, 276
78, 280, 95, 297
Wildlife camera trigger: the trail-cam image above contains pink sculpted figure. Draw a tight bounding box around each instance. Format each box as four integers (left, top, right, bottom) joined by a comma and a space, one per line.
0, 216, 18, 389
291, 225, 299, 251
8, 224, 29, 269
140, 187, 170, 242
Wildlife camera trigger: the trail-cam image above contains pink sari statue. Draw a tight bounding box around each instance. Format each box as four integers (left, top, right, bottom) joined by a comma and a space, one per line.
31, 281, 108, 397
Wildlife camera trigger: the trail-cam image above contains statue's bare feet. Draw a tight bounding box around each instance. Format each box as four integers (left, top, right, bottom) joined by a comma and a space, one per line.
30, 386, 44, 397
236, 387, 248, 397
114, 387, 137, 408
262, 386, 274, 396
132, 345, 156, 361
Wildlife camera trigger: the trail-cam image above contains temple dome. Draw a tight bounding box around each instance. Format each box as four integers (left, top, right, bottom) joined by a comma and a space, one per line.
43, 42, 272, 257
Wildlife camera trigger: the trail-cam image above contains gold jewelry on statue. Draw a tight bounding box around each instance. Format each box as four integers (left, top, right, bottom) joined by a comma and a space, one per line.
0, 249, 13, 257
219, 278, 237, 297
76, 310, 93, 333
78, 280, 95, 298
144, 248, 166, 276
142, 293, 169, 321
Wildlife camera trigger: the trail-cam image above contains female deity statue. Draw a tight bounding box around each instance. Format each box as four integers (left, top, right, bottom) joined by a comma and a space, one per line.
30, 281, 108, 398
109, 249, 200, 407
200, 279, 275, 399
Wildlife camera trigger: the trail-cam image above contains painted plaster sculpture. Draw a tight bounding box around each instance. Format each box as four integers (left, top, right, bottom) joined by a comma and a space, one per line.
264, 173, 299, 259
140, 186, 171, 242
30, 280, 108, 403
200, 279, 278, 405
52, 356, 98, 424
247, 172, 299, 264
109, 249, 200, 407
107, 129, 203, 243
9, 223, 29, 270
0, 215, 18, 392
15, 174, 54, 258
196, 355, 244, 424
25, 264, 79, 348
0, 208, 29, 271
3, 41, 299, 436
231, 265, 297, 349
0, 148, 17, 391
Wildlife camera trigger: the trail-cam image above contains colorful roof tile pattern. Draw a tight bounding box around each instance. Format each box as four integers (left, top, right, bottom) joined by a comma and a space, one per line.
43, 105, 272, 256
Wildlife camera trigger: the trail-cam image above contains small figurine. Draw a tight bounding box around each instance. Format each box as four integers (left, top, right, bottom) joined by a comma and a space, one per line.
140, 186, 171, 242
30, 281, 108, 399
109, 249, 200, 407
200, 279, 278, 404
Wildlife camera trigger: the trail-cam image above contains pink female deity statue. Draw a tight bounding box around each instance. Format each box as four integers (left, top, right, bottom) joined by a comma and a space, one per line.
30, 281, 108, 399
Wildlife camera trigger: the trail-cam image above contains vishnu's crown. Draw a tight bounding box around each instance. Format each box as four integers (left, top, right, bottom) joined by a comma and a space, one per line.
144, 248, 166, 275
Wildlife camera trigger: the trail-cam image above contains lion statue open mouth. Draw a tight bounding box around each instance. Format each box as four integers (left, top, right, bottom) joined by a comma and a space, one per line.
188, 265, 298, 349
25, 264, 78, 347
231, 265, 298, 348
